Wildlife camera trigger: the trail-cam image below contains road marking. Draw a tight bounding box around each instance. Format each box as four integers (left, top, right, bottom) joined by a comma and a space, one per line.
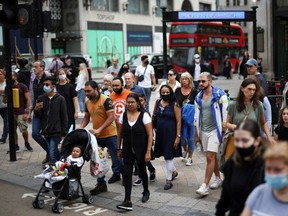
22, 192, 108, 215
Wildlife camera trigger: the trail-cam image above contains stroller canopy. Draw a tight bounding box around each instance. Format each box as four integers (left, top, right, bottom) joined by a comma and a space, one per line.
60, 129, 91, 161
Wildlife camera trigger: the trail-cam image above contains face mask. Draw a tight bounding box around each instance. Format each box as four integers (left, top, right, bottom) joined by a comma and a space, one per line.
195, 59, 200, 63
113, 88, 123, 94
123, 67, 129, 72
144, 60, 149, 64
58, 74, 66, 80
265, 173, 288, 189
12, 80, 16, 85
161, 94, 171, 101
43, 85, 52, 93
236, 145, 255, 157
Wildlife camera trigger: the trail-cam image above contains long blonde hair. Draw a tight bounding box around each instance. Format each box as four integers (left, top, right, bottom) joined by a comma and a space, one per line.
79, 63, 89, 82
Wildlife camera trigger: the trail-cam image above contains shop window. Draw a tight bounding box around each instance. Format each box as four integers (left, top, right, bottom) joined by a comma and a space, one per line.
91, 0, 119, 12
199, 3, 211, 11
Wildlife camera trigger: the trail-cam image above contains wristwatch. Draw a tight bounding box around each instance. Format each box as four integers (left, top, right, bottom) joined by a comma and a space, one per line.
177, 134, 181, 138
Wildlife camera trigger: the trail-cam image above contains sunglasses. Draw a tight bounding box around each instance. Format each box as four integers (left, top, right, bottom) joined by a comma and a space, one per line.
246, 65, 254, 68
168, 73, 174, 76
43, 83, 50, 87
198, 80, 208, 83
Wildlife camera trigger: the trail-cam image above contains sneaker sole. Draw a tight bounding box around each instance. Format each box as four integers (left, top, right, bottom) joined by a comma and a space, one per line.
196, 191, 209, 196
210, 185, 222, 189
117, 206, 133, 211
133, 183, 142, 186
185, 163, 192, 166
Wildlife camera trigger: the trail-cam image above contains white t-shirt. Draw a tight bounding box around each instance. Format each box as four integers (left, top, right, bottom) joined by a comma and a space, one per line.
119, 112, 151, 127
194, 63, 201, 81
135, 64, 155, 88
66, 155, 84, 167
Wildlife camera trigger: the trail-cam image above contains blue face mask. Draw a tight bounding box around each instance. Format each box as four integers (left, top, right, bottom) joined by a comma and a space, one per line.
265, 173, 288, 189
43, 85, 52, 93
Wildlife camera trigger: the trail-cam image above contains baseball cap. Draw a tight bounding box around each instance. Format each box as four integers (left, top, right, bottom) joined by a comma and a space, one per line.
194, 54, 200, 59
245, 58, 258, 67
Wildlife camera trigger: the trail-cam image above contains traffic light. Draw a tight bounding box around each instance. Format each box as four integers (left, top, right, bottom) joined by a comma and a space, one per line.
0, 0, 19, 28
18, 4, 34, 38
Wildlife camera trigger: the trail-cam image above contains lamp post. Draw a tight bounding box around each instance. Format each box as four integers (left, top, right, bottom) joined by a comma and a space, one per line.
161, 0, 167, 79
251, 1, 258, 59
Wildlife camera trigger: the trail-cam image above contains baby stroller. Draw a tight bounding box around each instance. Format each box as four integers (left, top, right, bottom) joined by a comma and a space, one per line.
32, 129, 94, 213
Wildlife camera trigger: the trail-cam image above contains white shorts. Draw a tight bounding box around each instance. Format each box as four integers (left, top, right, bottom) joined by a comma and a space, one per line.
200, 129, 220, 153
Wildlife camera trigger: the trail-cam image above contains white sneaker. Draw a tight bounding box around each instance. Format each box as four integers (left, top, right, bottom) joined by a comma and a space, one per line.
196, 183, 209, 196
210, 177, 222, 189
181, 151, 188, 162
185, 158, 193, 166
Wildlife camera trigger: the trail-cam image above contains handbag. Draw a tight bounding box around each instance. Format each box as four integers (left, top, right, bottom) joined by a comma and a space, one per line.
182, 89, 192, 107
138, 66, 147, 82
220, 102, 254, 164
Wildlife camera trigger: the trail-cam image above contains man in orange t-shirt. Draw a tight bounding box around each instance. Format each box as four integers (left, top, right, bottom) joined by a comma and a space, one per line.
110, 77, 132, 130
79, 80, 123, 195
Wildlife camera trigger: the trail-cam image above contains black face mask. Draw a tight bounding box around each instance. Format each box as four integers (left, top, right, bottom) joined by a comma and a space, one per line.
236, 145, 256, 158
161, 94, 171, 101
123, 67, 129, 72
113, 88, 123, 94
144, 60, 149, 65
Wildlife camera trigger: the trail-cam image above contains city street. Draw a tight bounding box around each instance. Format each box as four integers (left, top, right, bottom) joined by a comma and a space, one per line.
0, 73, 241, 216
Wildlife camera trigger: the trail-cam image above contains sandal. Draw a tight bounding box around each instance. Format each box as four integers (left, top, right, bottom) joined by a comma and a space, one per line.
172, 171, 178, 181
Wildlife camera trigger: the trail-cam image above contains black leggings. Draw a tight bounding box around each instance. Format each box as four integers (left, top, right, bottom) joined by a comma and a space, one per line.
124, 160, 148, 201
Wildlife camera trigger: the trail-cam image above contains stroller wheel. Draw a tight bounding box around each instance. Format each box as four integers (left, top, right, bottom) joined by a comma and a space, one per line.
83, 194, 94, 204
52, 203, 64, 213
32, 199, 44, 209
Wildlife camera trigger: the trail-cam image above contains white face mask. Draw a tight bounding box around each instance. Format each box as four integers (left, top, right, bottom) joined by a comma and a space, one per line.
195, 59, 200, 63
58, 74, 66, 80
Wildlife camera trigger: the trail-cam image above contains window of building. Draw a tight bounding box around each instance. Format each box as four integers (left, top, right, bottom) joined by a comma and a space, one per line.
277, 0, 288, 7
226, 0, 230, 6
244, 0, 248, 5
199, 3, 211, 11
127, 0, 149, 15
91, 0, 119, 12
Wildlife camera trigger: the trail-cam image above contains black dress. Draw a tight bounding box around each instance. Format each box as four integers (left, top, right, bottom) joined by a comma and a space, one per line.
154, 100, 181, 160
56, 83, 78, 130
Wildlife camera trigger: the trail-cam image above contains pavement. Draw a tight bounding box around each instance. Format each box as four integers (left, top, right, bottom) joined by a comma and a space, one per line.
0, 72, 242, 215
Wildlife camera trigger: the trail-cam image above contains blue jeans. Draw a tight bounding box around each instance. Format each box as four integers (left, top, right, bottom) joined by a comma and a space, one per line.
143, 87, 152, 112
32, 114, 49, 153
97, 136, 123, 185
78, 89, 86, 113
0, 107, 8, 140
45, 136, 61, 164
181, 137, 195, 152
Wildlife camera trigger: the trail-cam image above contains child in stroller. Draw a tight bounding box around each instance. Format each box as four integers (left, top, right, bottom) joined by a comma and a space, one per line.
33, 129, 94, 213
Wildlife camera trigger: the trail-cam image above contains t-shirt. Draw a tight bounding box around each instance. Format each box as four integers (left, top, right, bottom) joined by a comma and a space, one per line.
66, 155, 84, 167
201, 96, 217, 131
119, 112, 151, 126
227, 101, 264, 129
0, 81, 7, 108
85, 94, 117, 138
274, 125, 288, 141
13, 83, 29, 115
245, 183, 288, 216
110, 89, 132, 123
107, 65, 120, 76
135, 64, 155, 88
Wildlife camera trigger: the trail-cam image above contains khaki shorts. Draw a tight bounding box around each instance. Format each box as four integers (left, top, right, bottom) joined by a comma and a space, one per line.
14, 114, 28, 133
200, 129, 220, 153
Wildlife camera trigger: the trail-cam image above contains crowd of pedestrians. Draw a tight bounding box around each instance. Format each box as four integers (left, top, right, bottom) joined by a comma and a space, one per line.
0, 52, 287, 214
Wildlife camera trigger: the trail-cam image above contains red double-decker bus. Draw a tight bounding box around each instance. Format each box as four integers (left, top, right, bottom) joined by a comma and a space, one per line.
169, 22, 246, 75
